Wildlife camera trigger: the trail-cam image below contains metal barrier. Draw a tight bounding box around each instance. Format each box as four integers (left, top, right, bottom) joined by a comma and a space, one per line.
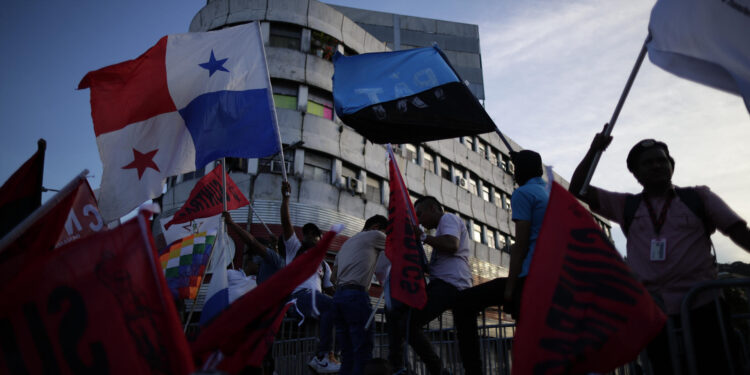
269, 279, 750, 374
680, 278, 750, 375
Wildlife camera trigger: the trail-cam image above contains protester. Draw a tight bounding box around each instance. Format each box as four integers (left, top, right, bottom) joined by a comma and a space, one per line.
386, 196, 471, 375
223, 212, 285, 285
569, 127, 750, 374
453, 150, 549, 375
331, 214, 387, 375
224, 212, 286, 375
280, 181, 340, 373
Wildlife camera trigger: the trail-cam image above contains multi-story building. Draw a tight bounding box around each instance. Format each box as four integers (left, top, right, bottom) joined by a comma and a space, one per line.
158, 0, 612, 319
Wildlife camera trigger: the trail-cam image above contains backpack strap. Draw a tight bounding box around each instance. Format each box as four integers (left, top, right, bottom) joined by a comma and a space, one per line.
622, 193, 642, 237
675, 187, 716, 236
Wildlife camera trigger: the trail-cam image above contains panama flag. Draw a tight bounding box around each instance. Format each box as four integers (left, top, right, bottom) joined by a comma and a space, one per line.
79, 22, 281, 222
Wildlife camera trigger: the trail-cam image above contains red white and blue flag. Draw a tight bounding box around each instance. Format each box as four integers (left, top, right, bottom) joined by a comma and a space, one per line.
79, 22, 280, 221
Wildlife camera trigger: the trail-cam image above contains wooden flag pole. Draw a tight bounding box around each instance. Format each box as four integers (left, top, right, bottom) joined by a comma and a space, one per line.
579, 39, 649, 196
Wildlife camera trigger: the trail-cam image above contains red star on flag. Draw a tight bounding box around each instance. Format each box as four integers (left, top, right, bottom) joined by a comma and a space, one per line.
122, 148, 160, 179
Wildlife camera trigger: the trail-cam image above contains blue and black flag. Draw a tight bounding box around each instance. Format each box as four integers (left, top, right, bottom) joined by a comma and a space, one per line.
333, 46, 497, 144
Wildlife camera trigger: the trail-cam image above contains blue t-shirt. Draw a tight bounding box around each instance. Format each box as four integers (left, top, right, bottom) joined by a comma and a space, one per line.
256, 249, 285, 284
511, 177, 549, 277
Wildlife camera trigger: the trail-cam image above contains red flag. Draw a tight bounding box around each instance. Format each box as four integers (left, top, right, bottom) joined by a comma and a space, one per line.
385, 146, 427, 309
0, 172, 84, 286
164, 164, 249, 229
512, 182, 666, 374
0, 139, 45, 238
192, 228, 340, 373
55, 179, 105, 248
0, 212, 194, 374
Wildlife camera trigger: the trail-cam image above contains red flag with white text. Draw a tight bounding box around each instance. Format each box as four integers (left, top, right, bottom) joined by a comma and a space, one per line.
512, 182, 666, 374
385, 147, 427, 309
192, 228, 340, 372
165, 164, 249, 229
56, 179, 105, 248
0, 212, 194, 374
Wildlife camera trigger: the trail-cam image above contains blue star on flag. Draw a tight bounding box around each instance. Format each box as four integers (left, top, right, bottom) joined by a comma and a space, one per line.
199, 50, 229, 77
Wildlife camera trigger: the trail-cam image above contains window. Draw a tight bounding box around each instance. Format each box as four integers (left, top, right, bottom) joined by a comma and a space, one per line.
225, 157, 248, 173
272, 80, 298, 110
487, 230, 496, 249
489, 150, 499, 166
498, 234, 507, 251
304, 151, 332, 182
501, 154, 512, 173
310, 30, 339, 61
307, 88, 334, 120
463, 136, 474, 151
481, 185, 490, 201
341, 164, 357, 179
182, 168, 205, 181
472, 223, 482, 243
423, 150, 435, 172
504, 194, 512, 211
405, 144, 418, 164
269, 23, 301, 50
468, 174, 478, 195
365, 176, 382, 204
440, 161, 451, 181
274, 94, 297, 110
258, 148, 294, 174
477, 142, 486, 159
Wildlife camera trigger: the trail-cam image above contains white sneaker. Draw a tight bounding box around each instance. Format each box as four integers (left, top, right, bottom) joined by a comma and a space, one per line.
308, 355, 341, 373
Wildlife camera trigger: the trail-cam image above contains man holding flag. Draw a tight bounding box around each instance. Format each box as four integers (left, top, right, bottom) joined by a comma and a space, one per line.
391, 195, 471, 375
569, 128, 750, 374
453, 150, 549, 375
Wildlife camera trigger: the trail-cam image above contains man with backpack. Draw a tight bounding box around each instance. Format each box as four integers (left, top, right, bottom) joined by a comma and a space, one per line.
569, 127, 750, 374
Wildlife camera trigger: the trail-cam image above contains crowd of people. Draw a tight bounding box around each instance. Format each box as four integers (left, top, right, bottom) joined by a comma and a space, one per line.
205, 128, 750, 375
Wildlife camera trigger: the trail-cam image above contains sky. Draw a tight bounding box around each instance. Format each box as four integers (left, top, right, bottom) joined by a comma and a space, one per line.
1, 0, 749, 263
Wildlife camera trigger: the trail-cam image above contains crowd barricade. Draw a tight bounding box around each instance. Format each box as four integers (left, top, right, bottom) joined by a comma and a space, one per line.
679, 278, 750, 375
265, 278, 750, 374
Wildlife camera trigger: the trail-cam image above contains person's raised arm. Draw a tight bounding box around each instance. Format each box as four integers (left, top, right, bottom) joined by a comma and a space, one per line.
280, 181, 294, 241
223, 212, 268, 258
569, 124, 613, 206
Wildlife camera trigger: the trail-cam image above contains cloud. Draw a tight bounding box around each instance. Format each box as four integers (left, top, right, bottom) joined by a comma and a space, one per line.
476, 0, 750, 263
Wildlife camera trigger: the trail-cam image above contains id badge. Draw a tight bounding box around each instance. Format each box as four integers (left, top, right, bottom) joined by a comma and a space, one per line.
650, 238, 667, 261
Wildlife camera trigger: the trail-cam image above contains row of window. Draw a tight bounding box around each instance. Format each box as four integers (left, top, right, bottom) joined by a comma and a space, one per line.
399, 143, 513, 212
272, 80, 334, 121
460, 136, 514, 174
268, 23, 356, 62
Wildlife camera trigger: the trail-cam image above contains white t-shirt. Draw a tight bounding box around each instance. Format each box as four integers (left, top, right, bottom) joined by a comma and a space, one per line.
227, 269, 257, 304
285, 233, 333, 294
428, 213, 472, 290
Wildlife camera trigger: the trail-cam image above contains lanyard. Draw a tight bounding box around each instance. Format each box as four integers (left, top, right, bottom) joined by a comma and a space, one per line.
643, 192, 675, 235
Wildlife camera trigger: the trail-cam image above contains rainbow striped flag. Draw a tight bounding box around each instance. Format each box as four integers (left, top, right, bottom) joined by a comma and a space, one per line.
159, 230, 217, 299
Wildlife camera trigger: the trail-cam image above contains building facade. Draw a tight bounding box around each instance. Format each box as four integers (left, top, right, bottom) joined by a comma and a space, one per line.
159, 0, 612, 309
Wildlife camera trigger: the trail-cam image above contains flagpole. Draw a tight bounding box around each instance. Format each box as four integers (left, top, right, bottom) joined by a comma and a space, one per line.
579, 38, 649, 196
0, 169, 88, 254
248, 201, 274, 236
221, 159, 228, 212
256, 21, 288, 182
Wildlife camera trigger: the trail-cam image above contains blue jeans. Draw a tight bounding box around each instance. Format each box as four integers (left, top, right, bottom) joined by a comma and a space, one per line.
293, 289, 334, 357
333, 287, 374, 375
